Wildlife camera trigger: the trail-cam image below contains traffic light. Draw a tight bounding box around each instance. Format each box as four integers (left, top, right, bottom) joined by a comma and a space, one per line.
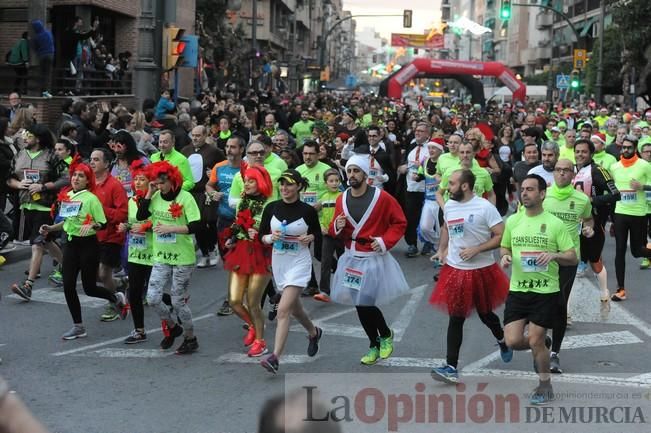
500, 0, 512, 20
570, 69, 581, 89
403, 10, 412, 28
163, 26, 186, 70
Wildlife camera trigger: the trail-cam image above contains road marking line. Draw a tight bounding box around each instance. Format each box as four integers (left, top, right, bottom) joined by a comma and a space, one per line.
76, 348, 175, 358
571, 278, 651, 337
374, 357, 445, 368
625, 373, 651, 383
463, 331, 642, 373
292, 323, 367, 339
391, 284, 428, 343
463, 368, 651, 388
216, 353, 320, 364
8, 288, 107, 308
51, 313, 214, 357
311, 307, 357, 324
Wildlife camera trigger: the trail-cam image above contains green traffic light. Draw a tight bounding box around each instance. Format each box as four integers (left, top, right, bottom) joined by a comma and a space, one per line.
571, 80, 579, 89
500, 9, 511, 19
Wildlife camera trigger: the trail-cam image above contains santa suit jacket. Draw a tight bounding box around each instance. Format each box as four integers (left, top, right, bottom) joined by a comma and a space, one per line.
329, 187, 406, 255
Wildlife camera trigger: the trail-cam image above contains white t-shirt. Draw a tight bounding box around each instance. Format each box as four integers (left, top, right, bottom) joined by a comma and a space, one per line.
444, 195, 503, 270
527, 164, 555, 187
406, 141, 428, 192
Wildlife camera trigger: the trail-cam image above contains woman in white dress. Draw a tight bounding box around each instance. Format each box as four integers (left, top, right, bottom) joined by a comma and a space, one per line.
258, 169, 323, 373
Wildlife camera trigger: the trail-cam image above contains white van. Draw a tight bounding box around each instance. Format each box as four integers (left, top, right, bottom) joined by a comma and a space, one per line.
487, 85, 548, 104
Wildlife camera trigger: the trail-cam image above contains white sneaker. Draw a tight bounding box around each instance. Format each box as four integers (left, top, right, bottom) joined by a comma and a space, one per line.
42, 91, 53, 98
208, 251, 219, 267
197, 256, 209, 268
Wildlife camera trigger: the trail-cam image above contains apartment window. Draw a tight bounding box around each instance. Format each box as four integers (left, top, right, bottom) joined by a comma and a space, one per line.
587, 0, 600, 11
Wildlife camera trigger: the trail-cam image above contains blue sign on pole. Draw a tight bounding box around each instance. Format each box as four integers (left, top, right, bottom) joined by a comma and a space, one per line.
556, 74, 569, 89
345, 74, 357, 88
179, 35, 199, 68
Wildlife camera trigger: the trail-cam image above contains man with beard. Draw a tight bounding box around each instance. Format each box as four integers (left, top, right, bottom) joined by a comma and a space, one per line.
430, 169, 512, 384
528, 141, 559, 187
609, 135, 651, 301
330, 154, 409, 365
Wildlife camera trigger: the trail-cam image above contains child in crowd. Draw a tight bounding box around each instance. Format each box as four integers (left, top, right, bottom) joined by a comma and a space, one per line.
315, 168, 344, 302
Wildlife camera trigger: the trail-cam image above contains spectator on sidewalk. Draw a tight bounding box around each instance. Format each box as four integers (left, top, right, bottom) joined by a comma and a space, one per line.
30, 20, 54, 98
7, 32, 30, 95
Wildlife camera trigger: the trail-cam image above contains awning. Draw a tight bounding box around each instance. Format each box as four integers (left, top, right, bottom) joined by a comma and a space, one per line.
579, 16, 598, 37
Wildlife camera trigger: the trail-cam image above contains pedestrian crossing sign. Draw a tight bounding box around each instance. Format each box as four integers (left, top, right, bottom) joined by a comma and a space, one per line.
556, 74, 569, 89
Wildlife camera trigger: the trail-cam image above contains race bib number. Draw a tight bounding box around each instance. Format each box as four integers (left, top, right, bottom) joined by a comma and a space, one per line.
448, 218, 464, 238
520, 252, 548, 272
425, 180, 438, 199
23, 169, 40, 183
621, 190, 637, 203
155, 232, 177, 243
59, 201, 81, 218
343, 267, 364, 291
302, 191, 317, 205
130, 233, 146, 249
275, 238, 299, 255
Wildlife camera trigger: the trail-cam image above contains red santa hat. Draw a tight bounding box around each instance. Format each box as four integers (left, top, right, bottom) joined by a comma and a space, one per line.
591, 132, 606, 145
148, 161, 183, 191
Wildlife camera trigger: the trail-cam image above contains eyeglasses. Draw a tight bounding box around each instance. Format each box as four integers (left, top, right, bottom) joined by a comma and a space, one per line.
247, 150, 265, 156
554, 168, 574, 174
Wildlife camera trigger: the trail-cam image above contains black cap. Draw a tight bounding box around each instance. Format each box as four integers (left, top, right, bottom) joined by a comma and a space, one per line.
279, 169, 304, 185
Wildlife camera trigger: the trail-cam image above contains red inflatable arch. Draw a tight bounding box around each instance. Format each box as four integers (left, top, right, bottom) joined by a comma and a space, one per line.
386, 58, 526, 103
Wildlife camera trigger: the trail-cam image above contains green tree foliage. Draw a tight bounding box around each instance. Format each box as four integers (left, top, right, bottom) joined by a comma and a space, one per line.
607, 0, 651, 67
196, 0, 248, 86
584, 26, 624, 94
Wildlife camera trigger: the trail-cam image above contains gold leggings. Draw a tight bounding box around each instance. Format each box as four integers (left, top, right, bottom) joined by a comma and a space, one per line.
228, 272, 271, 341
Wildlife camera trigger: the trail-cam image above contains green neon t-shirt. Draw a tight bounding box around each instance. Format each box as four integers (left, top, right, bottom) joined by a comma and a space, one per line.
61, 189, 107, 239
127, 198, 153, 266
148, 189, 200, 265
611, 158, 651, 216
297, 161, 331, 205
559, 145, 576, 163
436, 153, 460, 176
543, 185, 592, 252
439, 165, 493, 201
501, 210, 575, 294
593, 150, 617, 171
291, 120, 314, 146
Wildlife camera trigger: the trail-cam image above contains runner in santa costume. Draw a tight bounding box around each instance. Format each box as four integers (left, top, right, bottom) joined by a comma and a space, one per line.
329, 154, 410, 365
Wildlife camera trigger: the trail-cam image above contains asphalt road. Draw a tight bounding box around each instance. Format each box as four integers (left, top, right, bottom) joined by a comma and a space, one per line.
0, 234, 650, 433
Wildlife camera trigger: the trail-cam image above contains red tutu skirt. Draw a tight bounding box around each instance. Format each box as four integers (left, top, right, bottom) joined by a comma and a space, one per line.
430, 263, 509, 317
223, 239, 271, 275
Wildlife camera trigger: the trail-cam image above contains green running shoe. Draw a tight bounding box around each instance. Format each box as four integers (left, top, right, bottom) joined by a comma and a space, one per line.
360, 347, 380, 365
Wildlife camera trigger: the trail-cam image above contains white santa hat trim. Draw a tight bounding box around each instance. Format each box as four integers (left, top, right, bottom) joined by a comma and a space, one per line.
345, 154, 370, 177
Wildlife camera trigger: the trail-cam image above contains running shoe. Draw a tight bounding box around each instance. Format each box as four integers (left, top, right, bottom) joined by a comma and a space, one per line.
160, 323, 183, 350
379, 329, 394, 359
640, 258, 650, 269
176, 336, 199, 355
498, 341, 513, 363
208, 251, 219, 267
197, 256, 210, 268
217, 300, 233, 316
48, 269, 63, 287
261, 353, 279, 374
550, 352, 562, 374
114, 292, 129, 320
307, 327, 322, 357
301, 286, 319, 297
405, 245, 419, 258
313, 293, 331, 302
360, 347, 380, 365
248, 339, 268, 357
268, 302, 279, 321
100, 304, 119, 322
611, 288, 626, 302
11, 280, 33, 301
420, 242, 434, 256
575, 261, 587, 277
42, 91, 53, 98
0, 255, 4, 266
431, 365, 459, 384
243, 324, 256, 347
124, 329, 147, 344
62, 325, 87, 340
529, 383, 554, 405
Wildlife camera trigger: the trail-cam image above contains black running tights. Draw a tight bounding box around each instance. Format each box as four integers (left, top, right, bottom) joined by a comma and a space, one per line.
356, 306, 391, 349
446, 312, 504, 368
127, 262, 152, 330
63, 236, 116, 324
